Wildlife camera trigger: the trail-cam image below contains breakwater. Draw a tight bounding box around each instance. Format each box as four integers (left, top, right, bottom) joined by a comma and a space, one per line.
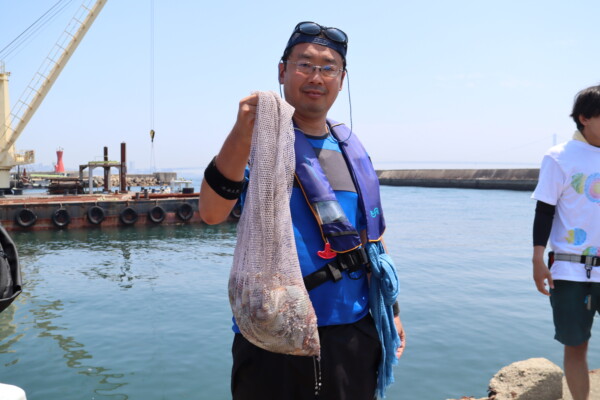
376, 169, 539, 191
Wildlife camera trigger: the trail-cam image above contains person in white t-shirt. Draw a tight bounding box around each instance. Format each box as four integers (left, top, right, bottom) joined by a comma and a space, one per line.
532, 84, 600, 400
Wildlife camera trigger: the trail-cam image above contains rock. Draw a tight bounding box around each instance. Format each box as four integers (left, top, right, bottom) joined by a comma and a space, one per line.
561, 368, 600, 400
488, 358, 562, 400
449, 359, 600, 400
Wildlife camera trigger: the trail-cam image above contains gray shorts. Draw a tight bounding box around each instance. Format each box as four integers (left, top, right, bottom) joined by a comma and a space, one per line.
550, 280, 600, 346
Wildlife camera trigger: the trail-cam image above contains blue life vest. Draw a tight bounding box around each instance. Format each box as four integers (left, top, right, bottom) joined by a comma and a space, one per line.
232, 120, 386, 332
293, 119, 386, 256
297, 121, 401, 394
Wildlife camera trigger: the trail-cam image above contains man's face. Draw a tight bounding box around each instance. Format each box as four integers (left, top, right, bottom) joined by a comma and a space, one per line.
278, 42, 346, 122
580, 114, 600, 143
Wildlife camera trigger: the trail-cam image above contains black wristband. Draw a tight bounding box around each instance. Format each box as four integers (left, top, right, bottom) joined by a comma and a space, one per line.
392, 301, 400, 316
203, 156, 244, 200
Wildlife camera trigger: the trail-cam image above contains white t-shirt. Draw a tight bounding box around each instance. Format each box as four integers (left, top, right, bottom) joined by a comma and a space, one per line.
532, 136, 600, 282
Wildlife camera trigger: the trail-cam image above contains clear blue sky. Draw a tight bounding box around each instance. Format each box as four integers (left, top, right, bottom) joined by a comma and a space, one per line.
1, 0, 599, 172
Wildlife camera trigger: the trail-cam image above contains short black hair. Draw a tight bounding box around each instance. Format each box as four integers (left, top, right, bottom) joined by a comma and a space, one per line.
571, 85, 600, 132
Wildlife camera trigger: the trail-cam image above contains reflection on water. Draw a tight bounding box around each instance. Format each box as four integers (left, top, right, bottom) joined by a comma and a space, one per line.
0, 294, 129, 399
14, 223, 239, 289
13, 223, 238, 250
0, 223, 239, 400
0, 304, 22, 360
31, 299, 128, 399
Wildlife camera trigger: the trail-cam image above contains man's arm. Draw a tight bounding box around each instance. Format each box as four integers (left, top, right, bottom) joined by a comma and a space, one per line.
394, 312, 405, 360
532, 200, 555, 296
199, 94, 258, 224
376, 236, 406, 359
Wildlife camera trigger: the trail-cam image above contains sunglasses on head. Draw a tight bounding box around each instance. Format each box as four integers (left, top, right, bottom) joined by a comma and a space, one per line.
293, 21, 348, 46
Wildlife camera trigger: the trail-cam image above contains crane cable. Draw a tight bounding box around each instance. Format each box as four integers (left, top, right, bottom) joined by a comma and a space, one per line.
0, 0, 75, 62
0, 0, 74, 143
149, 0, 157, 172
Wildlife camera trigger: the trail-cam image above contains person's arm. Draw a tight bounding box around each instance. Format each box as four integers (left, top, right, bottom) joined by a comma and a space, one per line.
377, 237, 406, 359
532, 200, 555, 296
199, 94, 258, 224
394, 305, 405, 359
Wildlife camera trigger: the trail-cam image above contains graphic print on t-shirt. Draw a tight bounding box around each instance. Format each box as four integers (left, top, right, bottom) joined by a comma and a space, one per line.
565, 228, 587, 246
571, 172, 600, 203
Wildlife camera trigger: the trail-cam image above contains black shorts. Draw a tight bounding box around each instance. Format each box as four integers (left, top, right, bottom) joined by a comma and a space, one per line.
231, 314, 381, 400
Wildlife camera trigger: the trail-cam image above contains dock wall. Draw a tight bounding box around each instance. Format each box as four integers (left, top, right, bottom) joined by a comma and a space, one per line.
376, 168, 540, 191
0, 195, 201, 231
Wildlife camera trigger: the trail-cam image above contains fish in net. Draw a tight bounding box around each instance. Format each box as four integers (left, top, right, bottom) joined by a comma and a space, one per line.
228, 91, 320, 356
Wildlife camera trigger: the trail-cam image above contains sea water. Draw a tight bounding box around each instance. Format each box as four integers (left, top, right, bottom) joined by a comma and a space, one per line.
0, 185, 595, 400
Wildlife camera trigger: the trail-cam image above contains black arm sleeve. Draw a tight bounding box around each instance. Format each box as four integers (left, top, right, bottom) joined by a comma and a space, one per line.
392, 301, 400, 316
533, 200, 555, 246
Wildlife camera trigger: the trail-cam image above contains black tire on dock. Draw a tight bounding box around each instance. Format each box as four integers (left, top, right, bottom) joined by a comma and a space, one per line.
15, 209, 37, 228
176, 203, 194, 221
148, 206, 166, 224
87, 206, 105, 225
119, 207, 138, 225
52, 208, 71, 228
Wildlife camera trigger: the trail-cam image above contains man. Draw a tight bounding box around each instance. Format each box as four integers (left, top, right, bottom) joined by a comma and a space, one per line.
532, 85, 600, 400
200, 21, 405, 399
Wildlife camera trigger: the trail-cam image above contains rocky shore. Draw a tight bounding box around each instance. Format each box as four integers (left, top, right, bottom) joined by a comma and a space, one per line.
91, 175, 159, 188
448, 358, 600, 400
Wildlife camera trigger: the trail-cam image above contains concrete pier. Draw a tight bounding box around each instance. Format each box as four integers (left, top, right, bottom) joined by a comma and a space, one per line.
376, 168, 539, 191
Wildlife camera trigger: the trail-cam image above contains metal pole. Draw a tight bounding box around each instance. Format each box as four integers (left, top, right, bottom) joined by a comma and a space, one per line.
103, 146, 109, 192
89, 165, 93, 193
120, 142, 127, 193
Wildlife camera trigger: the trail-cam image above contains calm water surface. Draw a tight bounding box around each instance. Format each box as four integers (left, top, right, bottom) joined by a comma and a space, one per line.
1, 186, 597, 399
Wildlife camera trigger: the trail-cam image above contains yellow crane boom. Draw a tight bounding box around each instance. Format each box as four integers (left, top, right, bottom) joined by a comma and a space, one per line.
0, 0, 107, 189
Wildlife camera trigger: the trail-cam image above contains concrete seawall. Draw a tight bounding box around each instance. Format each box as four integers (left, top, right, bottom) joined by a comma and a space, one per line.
376, 168, 540, 191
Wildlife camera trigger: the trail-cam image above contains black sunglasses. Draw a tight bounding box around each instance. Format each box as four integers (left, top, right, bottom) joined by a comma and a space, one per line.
293, 21, 348, 46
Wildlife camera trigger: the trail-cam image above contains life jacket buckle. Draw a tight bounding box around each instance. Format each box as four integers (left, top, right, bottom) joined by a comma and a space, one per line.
338, 247, 370, 273
326, 262, 343, 282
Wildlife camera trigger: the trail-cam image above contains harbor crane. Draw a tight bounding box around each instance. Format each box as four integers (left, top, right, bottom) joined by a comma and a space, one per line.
0, 0, 107, 191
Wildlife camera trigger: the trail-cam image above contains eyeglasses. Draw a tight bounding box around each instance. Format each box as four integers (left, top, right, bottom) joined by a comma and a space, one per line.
293, 21, 348, 47
286, 61, 343, 78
